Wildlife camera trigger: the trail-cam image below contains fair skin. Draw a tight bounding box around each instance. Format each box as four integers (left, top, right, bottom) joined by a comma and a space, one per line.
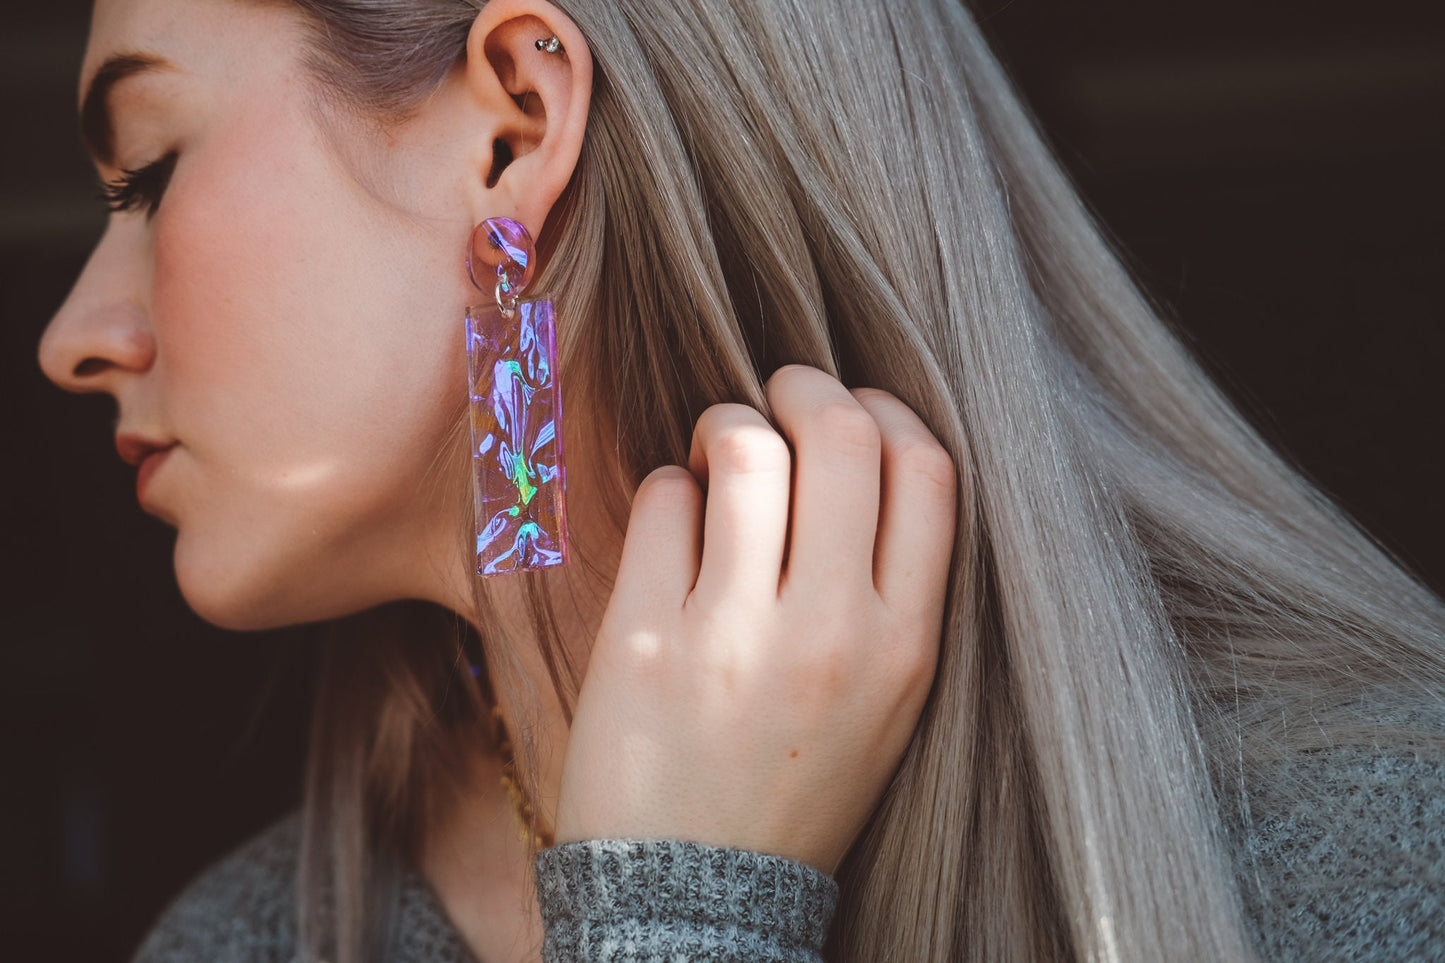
40, 0, 958, 959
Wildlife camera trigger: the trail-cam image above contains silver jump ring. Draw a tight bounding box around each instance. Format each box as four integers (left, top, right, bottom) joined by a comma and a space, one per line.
494, 278, 518, 318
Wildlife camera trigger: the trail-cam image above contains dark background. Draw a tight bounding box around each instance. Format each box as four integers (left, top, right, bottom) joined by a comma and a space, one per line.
4, 1, 1442, 958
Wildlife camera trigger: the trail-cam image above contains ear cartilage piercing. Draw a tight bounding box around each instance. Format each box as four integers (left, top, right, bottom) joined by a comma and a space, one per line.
464, 217, 571, 576
535, 36, 563, 54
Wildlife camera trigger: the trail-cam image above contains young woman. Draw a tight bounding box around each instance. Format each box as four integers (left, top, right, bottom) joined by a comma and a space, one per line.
38, 0, 1445, 961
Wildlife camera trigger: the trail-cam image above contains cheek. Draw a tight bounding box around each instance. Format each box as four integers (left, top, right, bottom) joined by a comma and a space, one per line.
149, 103, 466, 538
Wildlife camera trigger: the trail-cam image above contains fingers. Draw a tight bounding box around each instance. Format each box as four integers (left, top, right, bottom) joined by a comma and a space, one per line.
613, 465, 704, 610
656, 367, 956, 615
685, 403, 792, 602
764, 365, 882, 594
848, 386, 958, 614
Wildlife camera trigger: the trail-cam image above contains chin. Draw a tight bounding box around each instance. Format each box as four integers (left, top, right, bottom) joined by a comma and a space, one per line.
171, 529, 363, 632
174, 554, 301, 632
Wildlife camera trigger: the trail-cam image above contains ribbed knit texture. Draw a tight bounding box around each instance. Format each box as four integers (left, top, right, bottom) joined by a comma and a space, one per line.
534, 838, 837, 961
1222, 746, 1445, 962
128, 744, 1445, 963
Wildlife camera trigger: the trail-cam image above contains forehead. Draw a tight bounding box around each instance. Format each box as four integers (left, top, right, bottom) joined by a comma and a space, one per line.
84, 0, 192, 91
80, 0, 302, 102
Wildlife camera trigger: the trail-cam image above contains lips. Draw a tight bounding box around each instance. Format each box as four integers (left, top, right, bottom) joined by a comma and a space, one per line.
116, 433, 177, 467
135, 445, 176, 505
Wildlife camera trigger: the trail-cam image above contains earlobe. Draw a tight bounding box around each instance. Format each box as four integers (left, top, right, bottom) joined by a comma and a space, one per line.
462, 0, 593, 240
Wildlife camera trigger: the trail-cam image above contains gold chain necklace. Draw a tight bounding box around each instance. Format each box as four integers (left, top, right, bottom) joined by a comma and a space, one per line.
466, 634, 555, 850
487, 700, 555, 850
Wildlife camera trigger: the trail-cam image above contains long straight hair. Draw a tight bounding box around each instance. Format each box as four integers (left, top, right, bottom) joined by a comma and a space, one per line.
282, 1, 1445, 960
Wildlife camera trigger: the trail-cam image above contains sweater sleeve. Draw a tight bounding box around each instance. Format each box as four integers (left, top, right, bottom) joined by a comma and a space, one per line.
533, 838, 839, 962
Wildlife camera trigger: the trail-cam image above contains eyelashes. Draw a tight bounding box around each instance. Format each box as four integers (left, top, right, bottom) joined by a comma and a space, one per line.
99, 152, 178, 219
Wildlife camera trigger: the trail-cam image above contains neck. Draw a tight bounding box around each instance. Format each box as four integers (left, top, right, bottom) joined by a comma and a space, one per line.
419, 743, 547, 962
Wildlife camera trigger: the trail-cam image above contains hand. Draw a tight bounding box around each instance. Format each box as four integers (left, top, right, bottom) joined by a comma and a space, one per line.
552, 364, 959, 875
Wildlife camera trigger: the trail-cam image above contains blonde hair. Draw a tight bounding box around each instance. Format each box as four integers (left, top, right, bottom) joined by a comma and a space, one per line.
282, 1, 1445, 961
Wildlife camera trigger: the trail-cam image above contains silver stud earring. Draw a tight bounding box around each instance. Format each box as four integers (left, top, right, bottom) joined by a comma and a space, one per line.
534, 36, 563, 54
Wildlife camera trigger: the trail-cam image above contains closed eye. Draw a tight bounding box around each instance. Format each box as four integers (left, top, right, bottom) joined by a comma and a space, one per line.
98, 151, 178, 219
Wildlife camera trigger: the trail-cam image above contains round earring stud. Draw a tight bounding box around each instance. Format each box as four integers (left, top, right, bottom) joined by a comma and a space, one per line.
534, 36, 563, 54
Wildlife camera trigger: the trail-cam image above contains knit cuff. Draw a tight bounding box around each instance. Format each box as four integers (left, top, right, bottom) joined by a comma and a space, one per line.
534, 838, 839, 962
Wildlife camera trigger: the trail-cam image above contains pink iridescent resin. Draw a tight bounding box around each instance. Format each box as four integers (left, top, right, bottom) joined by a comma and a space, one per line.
466, 299, 569, 575
467, 218, 536, 292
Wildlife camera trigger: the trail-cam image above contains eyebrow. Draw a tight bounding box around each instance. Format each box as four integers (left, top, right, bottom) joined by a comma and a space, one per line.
80, 53, 172, 168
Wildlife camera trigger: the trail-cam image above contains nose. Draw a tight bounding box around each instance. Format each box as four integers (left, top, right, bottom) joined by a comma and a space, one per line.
38, 219, 156, 395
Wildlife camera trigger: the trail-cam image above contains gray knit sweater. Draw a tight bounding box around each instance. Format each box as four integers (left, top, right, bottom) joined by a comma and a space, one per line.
128, 745, 1445, 962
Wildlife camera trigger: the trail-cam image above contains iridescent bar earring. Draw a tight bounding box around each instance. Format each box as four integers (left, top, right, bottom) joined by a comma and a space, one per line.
464, 217, 571, 576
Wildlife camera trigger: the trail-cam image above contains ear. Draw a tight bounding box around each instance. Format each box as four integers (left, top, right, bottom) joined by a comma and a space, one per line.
461, 0, 593, 243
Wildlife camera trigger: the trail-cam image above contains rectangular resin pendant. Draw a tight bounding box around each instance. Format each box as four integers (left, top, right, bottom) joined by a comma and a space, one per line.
465, 298, 570, 576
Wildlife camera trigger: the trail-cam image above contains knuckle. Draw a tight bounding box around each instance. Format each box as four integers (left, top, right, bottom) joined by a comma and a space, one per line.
694, 401, 756, 436
794, 635, 860, 696
698, 642, 746, 691
813, 400, 880, 452
900, 440, 957, 493
610, 632, 670, 683
848, 386, 897, 408
895, 633, 940, 694
710, 425, 790, 475
636, 465, 700, 506
765, 363, 819, 392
